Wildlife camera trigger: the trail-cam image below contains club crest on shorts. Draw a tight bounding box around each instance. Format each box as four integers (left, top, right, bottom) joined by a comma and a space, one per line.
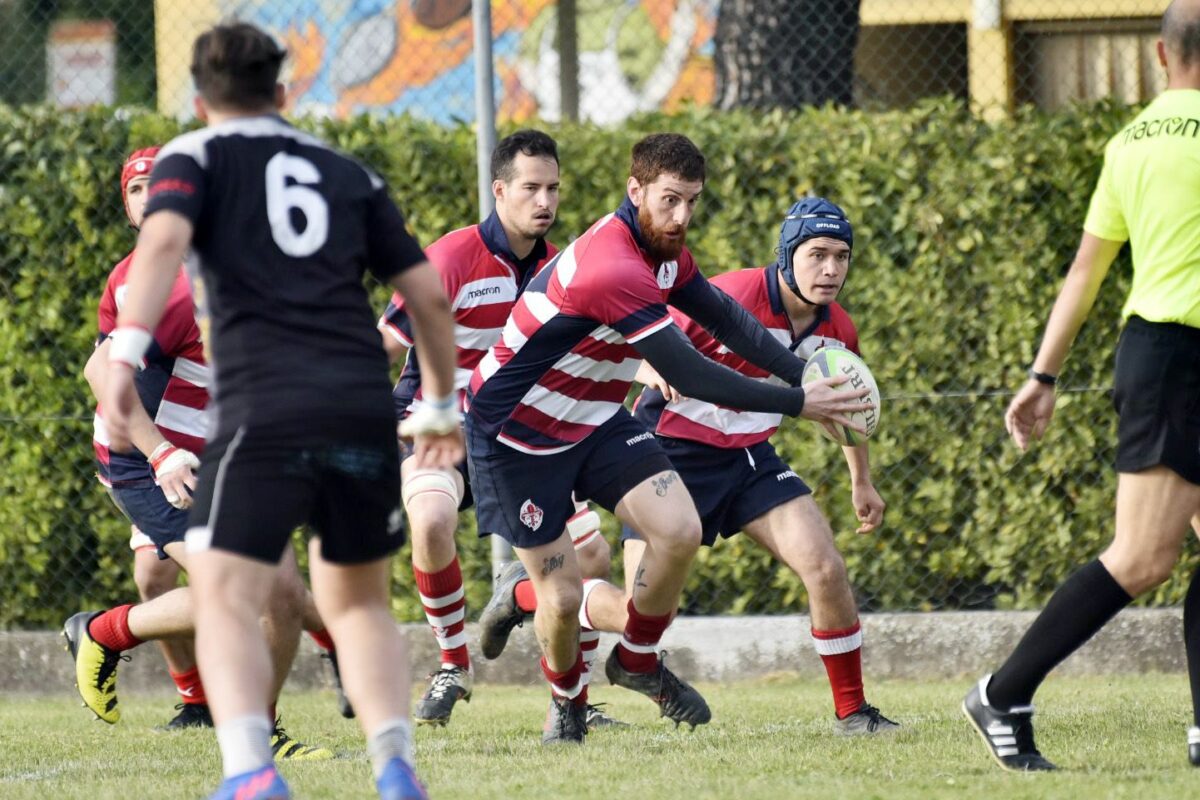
519, 499, 544, 531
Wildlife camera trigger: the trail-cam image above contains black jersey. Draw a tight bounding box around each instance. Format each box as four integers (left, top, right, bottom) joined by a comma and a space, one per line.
143, 115, 426, 431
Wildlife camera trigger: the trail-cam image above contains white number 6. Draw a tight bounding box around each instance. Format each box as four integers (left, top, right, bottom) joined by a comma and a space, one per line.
265, 152, 329, 257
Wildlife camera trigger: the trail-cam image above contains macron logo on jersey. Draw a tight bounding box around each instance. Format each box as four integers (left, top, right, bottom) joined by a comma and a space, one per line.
467, 285, 502, 301
453, 277, 517, 311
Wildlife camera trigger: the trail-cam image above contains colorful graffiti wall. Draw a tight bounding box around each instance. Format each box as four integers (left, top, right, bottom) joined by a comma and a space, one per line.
156, 0, 718, 123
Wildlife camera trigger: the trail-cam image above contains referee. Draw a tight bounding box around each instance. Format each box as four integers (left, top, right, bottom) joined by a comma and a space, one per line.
964, 0, 1200, 771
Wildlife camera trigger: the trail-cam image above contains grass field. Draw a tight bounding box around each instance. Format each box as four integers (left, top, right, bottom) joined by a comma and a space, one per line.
1, 674, 1195, 799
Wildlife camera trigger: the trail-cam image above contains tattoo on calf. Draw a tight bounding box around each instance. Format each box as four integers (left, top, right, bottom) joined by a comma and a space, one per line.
652, 471, 678, 497
541, 553, 565, 576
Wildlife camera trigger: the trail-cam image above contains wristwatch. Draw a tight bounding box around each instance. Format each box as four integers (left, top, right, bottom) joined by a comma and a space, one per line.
1028, 369, 1058, 386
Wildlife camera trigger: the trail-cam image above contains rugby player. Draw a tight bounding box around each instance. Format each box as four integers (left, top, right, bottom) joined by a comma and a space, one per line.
73, 147, 339, 755
100, 22, 460, 799
465, 134, 871, 744
378, 129, 621, 728
482, 198, 900, 735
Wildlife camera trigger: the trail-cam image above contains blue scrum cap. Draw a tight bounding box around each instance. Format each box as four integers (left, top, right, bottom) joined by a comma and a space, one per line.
777, 197, 853, 298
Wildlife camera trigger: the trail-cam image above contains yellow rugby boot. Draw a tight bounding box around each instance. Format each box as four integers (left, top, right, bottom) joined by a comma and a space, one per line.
270, 718, 334, 761
62, 611, 125, 724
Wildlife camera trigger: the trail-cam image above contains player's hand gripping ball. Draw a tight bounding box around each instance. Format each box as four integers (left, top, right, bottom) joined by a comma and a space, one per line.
801, 348, 881, 446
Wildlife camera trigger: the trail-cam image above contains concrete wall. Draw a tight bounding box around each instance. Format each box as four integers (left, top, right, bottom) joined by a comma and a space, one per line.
2, 608, 1184, 695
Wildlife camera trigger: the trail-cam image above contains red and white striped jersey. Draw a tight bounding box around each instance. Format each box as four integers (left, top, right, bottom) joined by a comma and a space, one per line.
634, 265, 859, 449
94, 252, 210, 484
378, 212, 556, 419
467, 198, 701, 454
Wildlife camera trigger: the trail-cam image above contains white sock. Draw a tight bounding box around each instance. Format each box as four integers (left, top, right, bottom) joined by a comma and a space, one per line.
368, 718, 414, 779
215, 714, 274, 778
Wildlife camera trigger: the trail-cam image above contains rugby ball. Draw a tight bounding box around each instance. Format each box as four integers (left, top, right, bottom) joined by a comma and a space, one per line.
801, 348, 881, 446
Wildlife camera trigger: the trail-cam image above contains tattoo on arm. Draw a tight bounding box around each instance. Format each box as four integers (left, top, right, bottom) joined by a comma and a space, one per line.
651, 471, 678, 497
635, 565, 648, 590
541, 553, 565, 576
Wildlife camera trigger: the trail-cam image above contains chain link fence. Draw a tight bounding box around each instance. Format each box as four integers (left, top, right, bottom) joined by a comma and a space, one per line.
0, 0, 1181, 630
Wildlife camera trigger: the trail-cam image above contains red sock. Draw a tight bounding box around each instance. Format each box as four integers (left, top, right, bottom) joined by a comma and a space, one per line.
306, 628, 335, 652
540, 651, 588, 707
617, 599, 672, 673
812, 622, 866, 718
87, 605, 143, 652
169, 667, 207, 705
514, 579, 538, 613
414, 557, 470, 670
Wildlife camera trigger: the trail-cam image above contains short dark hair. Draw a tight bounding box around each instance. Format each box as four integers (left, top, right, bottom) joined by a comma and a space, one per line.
191, 22, 286, 111
1163, 0, 1200, 67
630, 133, 706, 186
491, 130, 559, 182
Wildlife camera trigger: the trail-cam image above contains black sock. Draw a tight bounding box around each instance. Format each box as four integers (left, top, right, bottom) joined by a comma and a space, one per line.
988, 559, 1132, 711
1184, 567, 1200, 727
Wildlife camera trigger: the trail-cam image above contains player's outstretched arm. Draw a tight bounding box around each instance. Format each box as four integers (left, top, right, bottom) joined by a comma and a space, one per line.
669, 275, 806, 385
103, 211, 194, 453
842, 442, 884, 534
389, 261, 463, 468
632, 325, 870, 432
87, 339, 198, 507
1005, 233, 1122, 451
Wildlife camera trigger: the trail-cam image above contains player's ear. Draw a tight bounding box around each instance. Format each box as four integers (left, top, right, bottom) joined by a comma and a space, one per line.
626, 176, 643, 207
193, 95, 209, 122
492, 178, 505, 202
274, 82, 286, 111
1157, 39, 1168, 69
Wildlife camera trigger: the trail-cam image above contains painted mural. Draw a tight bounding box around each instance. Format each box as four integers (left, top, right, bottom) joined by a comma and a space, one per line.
166, 0, 717, 123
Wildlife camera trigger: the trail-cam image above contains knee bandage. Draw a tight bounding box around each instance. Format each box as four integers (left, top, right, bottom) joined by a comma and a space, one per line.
567, 500, 602, 550
401, 468, 462, 508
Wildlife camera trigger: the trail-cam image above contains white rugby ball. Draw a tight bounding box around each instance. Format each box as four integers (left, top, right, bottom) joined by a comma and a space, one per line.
800, 347, 881, 446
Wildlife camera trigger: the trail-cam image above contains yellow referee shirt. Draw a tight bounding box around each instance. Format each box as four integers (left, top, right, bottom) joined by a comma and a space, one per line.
1084, 89, 1200, 328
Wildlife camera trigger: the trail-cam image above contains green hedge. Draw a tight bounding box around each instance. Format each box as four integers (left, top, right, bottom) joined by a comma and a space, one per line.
1, 98, 1177, 629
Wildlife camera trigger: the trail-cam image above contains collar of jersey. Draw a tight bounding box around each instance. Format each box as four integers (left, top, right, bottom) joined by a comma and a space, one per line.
765, 263, 830, 340
478, 210, 547, 275
614, 196, 650, 255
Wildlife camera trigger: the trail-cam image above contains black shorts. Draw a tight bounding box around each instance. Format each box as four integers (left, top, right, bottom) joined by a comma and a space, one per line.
1113, 316, 1200, 485
621, 438, 811, 547
466, 408, 673, 549
187, 417, 404, 564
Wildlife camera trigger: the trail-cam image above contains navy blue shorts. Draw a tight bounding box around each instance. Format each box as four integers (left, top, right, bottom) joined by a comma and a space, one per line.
107, 480, 188, 560
466, 408, 674, 549
622, 438, 811, 547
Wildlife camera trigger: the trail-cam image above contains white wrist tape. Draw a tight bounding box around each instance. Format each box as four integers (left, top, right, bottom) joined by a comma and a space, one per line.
150, 441, 200, 478
109, 325, 153, 369
398, 395, 461, 438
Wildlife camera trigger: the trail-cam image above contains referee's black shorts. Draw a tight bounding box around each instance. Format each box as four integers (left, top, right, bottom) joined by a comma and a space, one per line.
186, 416, 404, 564
1112, 316, 1200, 485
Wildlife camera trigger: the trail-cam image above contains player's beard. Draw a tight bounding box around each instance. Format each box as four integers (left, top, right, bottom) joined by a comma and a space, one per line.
638, 204, 687, 263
